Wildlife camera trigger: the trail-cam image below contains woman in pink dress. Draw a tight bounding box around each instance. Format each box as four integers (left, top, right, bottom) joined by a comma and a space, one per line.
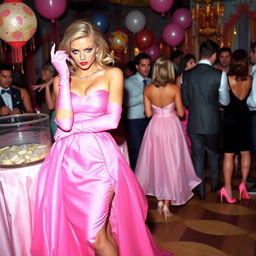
176, 54, 196, 152
31, 20, 172, 256
135, 57, 201, 219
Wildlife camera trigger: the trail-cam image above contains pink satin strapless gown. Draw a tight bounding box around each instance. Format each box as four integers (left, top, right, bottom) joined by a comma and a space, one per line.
135, 103, 201, 205
31, 90, 172, 256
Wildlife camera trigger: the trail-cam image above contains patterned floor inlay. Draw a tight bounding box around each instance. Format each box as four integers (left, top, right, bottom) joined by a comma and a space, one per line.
147, 172, 256, 256
160, 241, 229, 256
201, 203, 256, 215
184, 220, 246, 236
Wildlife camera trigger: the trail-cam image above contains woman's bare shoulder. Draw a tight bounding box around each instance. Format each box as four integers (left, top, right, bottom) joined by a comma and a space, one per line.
247, 75, 253, 82
53, 75, 59, 82
105, 66, 123, 76
11, 85, 29, 95
166, 83, 180, 91
144, 83, 154, 93
246, 75, 253, 88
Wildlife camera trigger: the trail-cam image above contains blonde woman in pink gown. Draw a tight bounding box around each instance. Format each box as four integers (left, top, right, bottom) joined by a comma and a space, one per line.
31, 20, 172, 256
135, 57, 201, 219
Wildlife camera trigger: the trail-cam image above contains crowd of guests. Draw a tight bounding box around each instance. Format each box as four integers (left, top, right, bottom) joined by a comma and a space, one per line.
1, 37, 256, 212
122, 40, 256, 210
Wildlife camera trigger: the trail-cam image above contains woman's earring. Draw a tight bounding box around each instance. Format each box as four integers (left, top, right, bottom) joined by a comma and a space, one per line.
96, 52, 99, 58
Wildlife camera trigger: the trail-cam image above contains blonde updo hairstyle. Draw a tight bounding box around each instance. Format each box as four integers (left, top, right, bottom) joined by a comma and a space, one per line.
152, 57, 175, 87
59, 19, 114, 73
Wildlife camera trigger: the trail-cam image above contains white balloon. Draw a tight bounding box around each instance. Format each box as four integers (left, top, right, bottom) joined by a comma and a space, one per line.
125, 10, 146, 33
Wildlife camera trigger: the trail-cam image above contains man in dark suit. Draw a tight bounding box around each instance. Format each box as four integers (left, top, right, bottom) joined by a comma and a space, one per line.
181, 40, 230, 199
0, 64, 33, 116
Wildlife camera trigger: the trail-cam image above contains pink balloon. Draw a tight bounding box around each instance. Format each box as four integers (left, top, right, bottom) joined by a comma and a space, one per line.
149, 0, 174, 15
143, 44, 160, 62
172, 8, 192, 30
35, 0, 67, 22
163, 23, 184, 46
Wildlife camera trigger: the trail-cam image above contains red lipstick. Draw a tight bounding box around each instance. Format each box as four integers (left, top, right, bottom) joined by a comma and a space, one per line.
80, 62, 88, 66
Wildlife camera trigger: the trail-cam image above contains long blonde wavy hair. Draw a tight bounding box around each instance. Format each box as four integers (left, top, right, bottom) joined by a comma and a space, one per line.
59, 19, 114, 73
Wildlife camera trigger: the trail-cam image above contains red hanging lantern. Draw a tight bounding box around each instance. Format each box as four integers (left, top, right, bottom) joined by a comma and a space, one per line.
0, 0, 37, 64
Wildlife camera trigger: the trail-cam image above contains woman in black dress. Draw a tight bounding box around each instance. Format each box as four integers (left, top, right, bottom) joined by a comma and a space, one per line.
221, 49, 252, 203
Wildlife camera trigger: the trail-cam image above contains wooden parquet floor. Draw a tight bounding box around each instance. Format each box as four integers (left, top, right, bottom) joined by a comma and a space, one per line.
147, 172, 256, 256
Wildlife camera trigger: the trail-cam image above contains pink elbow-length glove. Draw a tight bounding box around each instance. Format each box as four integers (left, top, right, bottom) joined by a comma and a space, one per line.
51, 44, 73, 131
74, 102, 122, 132
54, 103, 122, 140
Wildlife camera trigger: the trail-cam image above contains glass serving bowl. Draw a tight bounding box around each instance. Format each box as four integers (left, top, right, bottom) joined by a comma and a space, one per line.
0, 113, 52, 168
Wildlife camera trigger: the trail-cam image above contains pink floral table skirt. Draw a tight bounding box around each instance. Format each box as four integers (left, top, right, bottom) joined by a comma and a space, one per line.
0, 164, 41, 256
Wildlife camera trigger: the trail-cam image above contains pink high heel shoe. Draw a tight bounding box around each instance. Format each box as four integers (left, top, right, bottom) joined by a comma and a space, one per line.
220, 187, 237, 204
239, 183, 250, 200
162, 204, 172, 220
157, 201, 164, 215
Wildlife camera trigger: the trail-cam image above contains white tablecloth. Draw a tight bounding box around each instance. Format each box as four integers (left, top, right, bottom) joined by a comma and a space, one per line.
0, 164, 41, 256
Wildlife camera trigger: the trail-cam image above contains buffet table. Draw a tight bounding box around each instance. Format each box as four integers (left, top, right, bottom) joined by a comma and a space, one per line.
0, 163, 41, 256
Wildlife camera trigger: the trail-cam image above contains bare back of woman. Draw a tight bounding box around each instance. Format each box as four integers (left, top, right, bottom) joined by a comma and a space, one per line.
228, 75, 252, 100
144, 83, 184, 118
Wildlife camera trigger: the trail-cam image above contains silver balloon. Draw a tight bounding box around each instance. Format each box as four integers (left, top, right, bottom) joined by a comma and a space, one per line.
125, 10, 146, 33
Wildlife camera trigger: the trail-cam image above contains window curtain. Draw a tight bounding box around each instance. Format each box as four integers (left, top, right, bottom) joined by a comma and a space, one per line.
223, 3, 256, 51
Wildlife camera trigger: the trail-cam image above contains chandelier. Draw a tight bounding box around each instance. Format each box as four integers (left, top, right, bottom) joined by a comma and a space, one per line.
192, 0, 224, 38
